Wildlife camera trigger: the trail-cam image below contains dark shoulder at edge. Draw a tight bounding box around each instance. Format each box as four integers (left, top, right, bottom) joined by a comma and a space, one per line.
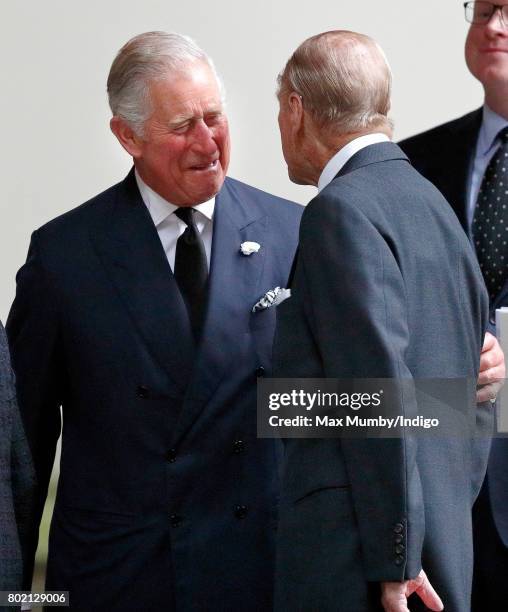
398, 108, 481, 153
33, 178, 124, 240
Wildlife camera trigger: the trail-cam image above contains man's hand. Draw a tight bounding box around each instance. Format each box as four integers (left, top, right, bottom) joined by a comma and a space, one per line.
381, 570, 443, 612
477, 331, 505, 403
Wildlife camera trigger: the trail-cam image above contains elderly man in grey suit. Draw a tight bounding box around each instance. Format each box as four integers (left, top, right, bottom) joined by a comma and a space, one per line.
0, 320, 34, 604
273, 31, 492, 612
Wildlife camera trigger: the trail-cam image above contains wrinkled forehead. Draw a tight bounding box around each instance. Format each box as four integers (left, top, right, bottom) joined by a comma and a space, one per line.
148, 63, 225, 117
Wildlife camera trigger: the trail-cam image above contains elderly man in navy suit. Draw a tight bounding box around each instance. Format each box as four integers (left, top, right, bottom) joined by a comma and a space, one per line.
399, 3, 508, 609
7, 31, 302, 611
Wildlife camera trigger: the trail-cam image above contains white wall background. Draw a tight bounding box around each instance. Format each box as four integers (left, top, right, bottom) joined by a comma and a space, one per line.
0, 0, 485, 319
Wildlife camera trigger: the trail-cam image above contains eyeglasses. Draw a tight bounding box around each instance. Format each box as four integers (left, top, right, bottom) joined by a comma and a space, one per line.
464, 1, 508, 25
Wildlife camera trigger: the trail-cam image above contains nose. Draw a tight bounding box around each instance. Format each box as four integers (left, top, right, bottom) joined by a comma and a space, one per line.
485, 6, 508, 35
190, 119, 218, 156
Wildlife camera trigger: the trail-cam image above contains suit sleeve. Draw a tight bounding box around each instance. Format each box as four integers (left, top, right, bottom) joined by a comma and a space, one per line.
9, 395, 37, 591
6, 231, 62, 588
297, 194, 424, 582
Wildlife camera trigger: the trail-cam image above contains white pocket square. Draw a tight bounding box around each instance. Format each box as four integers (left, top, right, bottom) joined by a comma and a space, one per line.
252, 287, 291, 312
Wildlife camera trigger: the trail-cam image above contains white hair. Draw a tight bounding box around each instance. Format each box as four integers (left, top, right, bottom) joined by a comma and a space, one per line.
277, 30, 393, 135
107, 31, 224, 136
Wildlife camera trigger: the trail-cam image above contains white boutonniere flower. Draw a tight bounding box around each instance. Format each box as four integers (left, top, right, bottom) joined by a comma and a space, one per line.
240, 241, 261, 256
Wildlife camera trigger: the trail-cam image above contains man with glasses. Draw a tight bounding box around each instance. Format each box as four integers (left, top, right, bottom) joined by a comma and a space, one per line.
400, 2, 508, 608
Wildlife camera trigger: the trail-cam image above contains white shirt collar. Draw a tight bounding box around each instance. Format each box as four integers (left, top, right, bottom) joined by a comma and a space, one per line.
135, 169, 215, 226
317, 133, 390, 193
478, 105, 508, 157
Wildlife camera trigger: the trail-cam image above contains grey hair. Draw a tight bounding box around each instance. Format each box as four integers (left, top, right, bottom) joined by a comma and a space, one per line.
107, 31, 224, 136
277, 31, 393, 135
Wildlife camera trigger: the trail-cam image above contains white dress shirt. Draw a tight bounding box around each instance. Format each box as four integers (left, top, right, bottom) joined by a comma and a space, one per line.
317, 133, 390, 192
468, 105, 508, 228
135, 170, 215, 271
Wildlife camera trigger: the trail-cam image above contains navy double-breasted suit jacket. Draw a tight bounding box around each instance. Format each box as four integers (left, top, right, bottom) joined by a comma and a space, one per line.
7, 170, 302, 611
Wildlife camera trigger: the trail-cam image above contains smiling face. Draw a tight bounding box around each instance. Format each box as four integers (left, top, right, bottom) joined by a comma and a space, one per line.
465, 1, 508, 95
129, 61, 230, 206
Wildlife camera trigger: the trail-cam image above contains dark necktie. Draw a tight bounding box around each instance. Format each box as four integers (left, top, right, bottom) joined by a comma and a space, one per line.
472, 126, 508, 301
174, 207, 208, 339
287, 247, 299, 288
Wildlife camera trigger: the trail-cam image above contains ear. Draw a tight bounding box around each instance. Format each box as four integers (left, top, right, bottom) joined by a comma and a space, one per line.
110, 116, 143, 158
287, 92, 304, 134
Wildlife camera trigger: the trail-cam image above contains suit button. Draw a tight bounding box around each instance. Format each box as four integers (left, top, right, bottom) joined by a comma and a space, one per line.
137, 385, 149, 399
394, 535, 403, 544
395, 544, 405, 554
234, 505, 248, 519
233, 440, 245, 454
394, 555, 404, 566
170, 514, 182, 527
166, 449, 177, 463
256, 366, 265, 377
393, 523, 404, 534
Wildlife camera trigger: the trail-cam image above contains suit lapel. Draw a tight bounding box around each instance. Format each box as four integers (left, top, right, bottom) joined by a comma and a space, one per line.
438, 109, 482, 233
171, 178, 267, 444
90, 170, 194, 397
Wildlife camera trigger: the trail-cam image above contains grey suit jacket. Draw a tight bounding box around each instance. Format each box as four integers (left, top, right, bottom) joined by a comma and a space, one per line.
0, 320, 35, 601
399, 112, 508, 547
273, 142, 490, 612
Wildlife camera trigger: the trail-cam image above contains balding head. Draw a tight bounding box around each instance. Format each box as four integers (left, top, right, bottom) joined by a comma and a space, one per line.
277, 31, 392, 136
